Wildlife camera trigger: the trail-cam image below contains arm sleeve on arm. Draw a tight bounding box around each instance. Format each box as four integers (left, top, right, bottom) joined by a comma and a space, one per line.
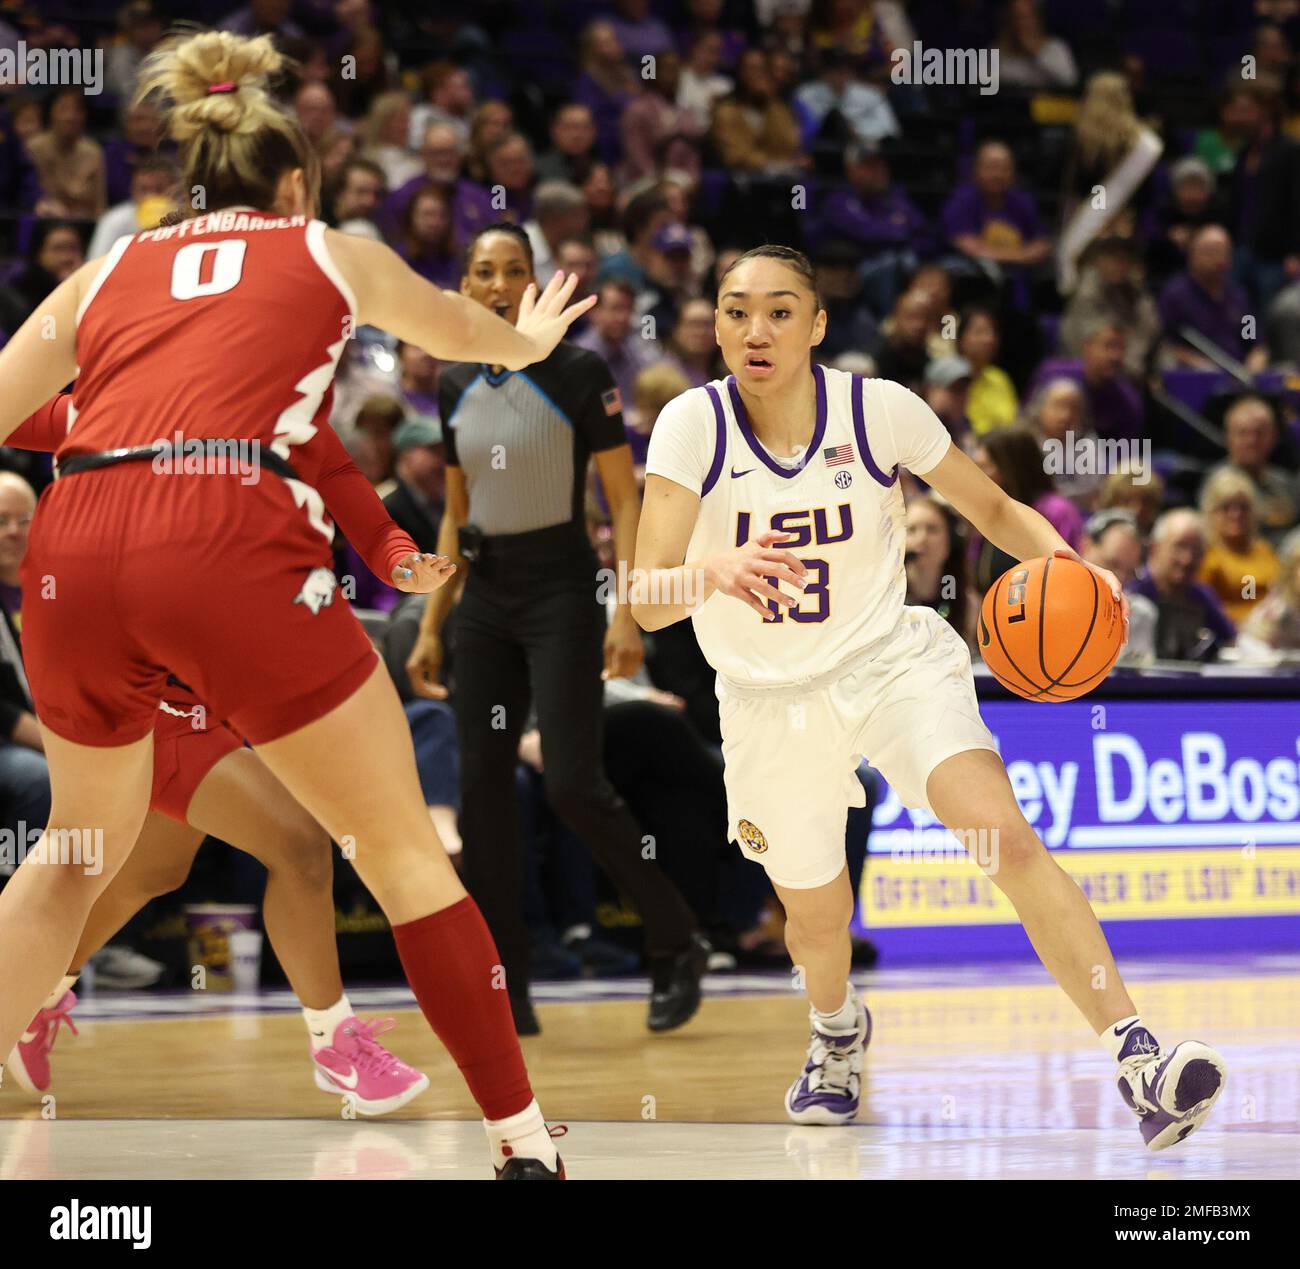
869, 378, 953, 477
295, 422, 419, 582
644, 389, 713, 495
6, 392, 71, 452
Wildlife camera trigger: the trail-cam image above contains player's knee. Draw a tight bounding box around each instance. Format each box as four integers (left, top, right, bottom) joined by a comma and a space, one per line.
988, 823, 1047, 876
785, 896, 853, 946
264, 813, 333, 891
138, 855, 194, 899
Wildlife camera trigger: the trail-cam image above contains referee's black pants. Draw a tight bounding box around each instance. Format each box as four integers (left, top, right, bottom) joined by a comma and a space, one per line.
452, 543, 697, 994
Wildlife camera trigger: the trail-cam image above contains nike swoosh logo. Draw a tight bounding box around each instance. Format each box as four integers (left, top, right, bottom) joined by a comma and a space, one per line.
321, 1062, 359, 1090
731, 468, 754, 479
978, 615, 990, 647
1113, 1020, 1139, 1037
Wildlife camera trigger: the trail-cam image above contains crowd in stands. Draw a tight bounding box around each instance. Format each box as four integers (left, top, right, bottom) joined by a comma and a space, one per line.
2, 0, 1300, 979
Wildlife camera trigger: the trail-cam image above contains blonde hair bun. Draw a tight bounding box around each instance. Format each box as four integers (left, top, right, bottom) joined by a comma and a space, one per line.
136, 30, 284, 142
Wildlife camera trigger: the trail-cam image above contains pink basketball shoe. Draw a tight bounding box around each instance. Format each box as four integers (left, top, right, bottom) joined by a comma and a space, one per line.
312, 1016, 429, 1115
6, 990, 78, 1095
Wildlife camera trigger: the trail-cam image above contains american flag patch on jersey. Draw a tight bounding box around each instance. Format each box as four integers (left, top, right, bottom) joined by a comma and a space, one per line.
601, 387, 623, 416
823, 444, 854, 467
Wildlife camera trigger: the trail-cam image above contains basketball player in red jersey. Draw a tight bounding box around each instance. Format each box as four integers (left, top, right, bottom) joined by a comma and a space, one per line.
0, 32, 594, 1178
3, 391, 439, 1116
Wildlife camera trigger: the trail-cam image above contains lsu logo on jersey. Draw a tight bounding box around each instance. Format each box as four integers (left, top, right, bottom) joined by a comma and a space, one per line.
733, 504, 854, 549
733, 505, 854, 624
293, 566, 337, 615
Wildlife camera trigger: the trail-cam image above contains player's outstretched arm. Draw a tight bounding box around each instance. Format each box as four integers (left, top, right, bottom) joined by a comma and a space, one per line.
632, 474, 807, 629
326, 230, 594, 371
924, 441, 1128, 620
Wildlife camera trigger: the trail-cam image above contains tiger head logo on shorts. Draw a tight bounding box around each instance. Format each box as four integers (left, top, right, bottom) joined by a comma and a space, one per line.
293, 566, 338, 615
737, 819, 768, 854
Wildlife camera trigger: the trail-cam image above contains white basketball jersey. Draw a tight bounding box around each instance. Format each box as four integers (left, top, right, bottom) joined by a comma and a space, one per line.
645, 364, 952, 686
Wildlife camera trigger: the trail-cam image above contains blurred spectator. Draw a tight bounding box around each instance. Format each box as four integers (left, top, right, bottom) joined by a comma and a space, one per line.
329, 23, 396, 118
105, 0, 165, 100
88, 154, 177, 258
871, 288, 932, 392
220, 0, 305, 42
1198, 466, 1282, 624
970, 426, 1085, 589
710, 49, 804, 173
524, 182, 590, 280
1022, 377, 1103, 510
667, 296, 722, 387
1131, 509, 1236, 660
607, 0, 676, 61
1099, 465, 1166, 539
0, 472, 49, 875
904, 494, 978, 647
1227, 83, 1300, 309
1201, 395, 1300, 544
480, 131, 535, 223
995, 0, 1079, 90
535, 104, 600, 186
809, 0, 889, 73
820, 144, 936, 310
1058, 73, 1162, 290
574, 278, 661, 409
597, 185, 672, 291
1158, 225, 1258, 368
0, 221, 85, 340
582, 163, 622, 248
1029, 320, 1145, 442
921, 357, 973, 444
382, 418, 446, 555
794, 48, 900, 150
677, 29, 734, 132
103, 98, 166, 208
1082, 507, 1158, 663
1059, 237, 1160, 377
1195, 84, 1257, 177
28, 88, 106, 219
642, 222, 701, 332
318, 127, 359, 192
396, 341, 441, 420
466, 101, 515, 184
677, 0, 749, 68
1143, 157, 1226, 287
351, 394, 405, 494
907, 263, 955, 358
575, 21, 639, 165
329, 157, 387, 239
556, 235, 600, 332
810, 240, 879, 362
628, 361, 692, 469
1241, 532, 1300, 651
398, 183, 459, 288
958, 305, 1017, 435
294, 81, 339, 149
362, 91, 421, 189
621, 49, 702, 183
409, 61, 475, 150
942, 140, 1051, 279
389, 123, 497, 248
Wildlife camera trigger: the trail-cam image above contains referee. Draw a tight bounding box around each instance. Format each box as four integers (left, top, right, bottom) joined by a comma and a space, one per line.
407, 223, 706, 1035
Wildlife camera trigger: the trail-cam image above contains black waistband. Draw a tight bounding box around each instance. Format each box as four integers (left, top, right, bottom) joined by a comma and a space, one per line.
57, 441, 301, 483
460, 519, 593, 564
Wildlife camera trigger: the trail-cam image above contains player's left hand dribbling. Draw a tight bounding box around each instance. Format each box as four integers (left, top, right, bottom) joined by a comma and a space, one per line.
392, 552, 457, 594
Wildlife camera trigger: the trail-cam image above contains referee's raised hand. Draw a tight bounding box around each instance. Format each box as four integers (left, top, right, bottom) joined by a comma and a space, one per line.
507, 270, 598, 369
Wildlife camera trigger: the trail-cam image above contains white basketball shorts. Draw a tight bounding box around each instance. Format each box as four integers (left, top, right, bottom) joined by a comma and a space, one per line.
716, 605, 998, 889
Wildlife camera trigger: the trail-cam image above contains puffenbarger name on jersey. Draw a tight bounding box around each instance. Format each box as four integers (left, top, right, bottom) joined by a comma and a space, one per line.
137, 211, 309, 242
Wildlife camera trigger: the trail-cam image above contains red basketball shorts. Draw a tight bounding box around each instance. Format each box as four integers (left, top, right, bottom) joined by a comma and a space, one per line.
21, 464, 379, 748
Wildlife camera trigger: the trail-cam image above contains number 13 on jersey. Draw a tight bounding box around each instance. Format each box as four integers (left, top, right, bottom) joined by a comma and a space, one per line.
735, 506, 854, 625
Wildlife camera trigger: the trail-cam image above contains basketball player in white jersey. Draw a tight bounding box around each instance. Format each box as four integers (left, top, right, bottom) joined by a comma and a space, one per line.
633, 246, 1226, 1150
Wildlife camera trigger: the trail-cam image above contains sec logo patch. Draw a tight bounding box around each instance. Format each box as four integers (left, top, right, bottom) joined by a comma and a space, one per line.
833, 469, 852, 489
738, 819, 768, 854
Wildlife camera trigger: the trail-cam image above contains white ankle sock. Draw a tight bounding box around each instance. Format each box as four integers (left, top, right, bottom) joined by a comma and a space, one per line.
484, 1099, 558, 1172
1100, 1014, 1147, 1062
303, 995, 353, 1050
43, 975, 77, 1011
812, 984, 858, 1032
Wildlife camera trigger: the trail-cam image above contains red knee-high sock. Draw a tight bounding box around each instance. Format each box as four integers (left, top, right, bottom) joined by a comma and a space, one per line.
391, 896, 533, 1121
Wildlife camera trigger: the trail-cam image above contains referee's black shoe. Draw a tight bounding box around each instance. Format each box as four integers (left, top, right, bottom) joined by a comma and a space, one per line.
647, 932, 710, 1032
509, 990, 540, 1036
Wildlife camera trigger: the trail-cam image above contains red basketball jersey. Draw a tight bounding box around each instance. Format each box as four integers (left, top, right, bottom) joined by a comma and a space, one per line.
67, 211, 352, 471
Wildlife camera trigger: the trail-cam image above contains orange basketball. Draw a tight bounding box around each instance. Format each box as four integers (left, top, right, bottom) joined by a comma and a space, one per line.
978, 556, 1124, 701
